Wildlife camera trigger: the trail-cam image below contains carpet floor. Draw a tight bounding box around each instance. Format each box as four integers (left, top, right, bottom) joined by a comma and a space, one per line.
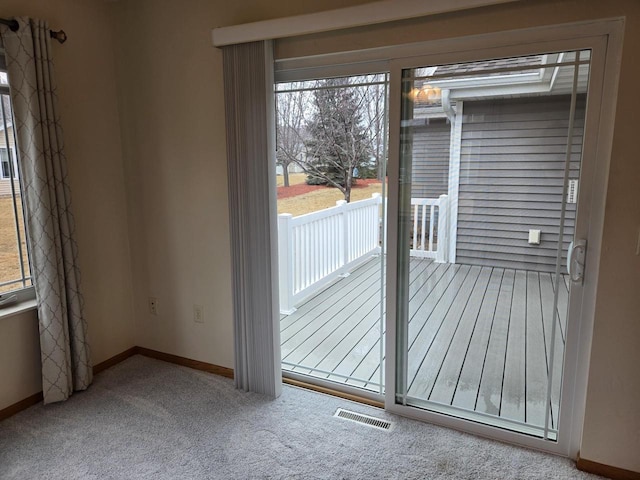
0, 355, 604, 479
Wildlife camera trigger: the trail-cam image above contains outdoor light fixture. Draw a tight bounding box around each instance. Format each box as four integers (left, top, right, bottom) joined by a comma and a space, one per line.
407, 84, 442, 103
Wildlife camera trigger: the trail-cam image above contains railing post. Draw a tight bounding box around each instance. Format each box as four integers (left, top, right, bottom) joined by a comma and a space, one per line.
336, 199, 349, 275
436, 194, 449, 263
278, 213, 296, 314
372, 193, 382, 253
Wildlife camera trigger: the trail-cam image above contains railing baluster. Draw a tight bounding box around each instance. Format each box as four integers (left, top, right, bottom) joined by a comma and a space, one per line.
436, 194, 449, 263
421, 203, 427, 251
411, 204, 420, 250
429, 205, 435, 252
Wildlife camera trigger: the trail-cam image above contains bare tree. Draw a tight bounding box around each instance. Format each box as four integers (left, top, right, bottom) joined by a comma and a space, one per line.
275, 76, 387, 201
275, 88, 308, 187
360, 77, 388, 180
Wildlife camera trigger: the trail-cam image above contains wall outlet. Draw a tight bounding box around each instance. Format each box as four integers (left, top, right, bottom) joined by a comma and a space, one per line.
528, 229, 541, 245
194, 304, 204, 323
148, 297, 158, 316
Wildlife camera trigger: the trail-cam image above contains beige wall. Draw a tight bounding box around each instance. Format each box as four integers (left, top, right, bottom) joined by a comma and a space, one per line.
109, 0, 372, 370
0, 310, 41, 408
0, 0, 135, 410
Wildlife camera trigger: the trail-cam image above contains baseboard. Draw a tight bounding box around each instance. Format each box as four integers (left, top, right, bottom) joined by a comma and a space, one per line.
0, 347, 140, 422
577, 453, 640, 480
0, 391, 43, 422
93, 346, 139, 375
1, 346, 235, 423
283, 377, 384, 409
136, 347, 234, 379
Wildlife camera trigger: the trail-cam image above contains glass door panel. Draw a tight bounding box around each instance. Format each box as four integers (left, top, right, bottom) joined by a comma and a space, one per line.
275, 74, 389, 396
395, 50, 591, 438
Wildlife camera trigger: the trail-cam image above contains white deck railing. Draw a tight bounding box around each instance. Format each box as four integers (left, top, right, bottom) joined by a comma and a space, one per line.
410, 194, 448, 263
278, 193, 382, 314
278, 193, 449, 314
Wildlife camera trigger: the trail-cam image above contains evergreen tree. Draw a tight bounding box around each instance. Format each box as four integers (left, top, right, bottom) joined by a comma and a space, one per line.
304, 78, 372, 202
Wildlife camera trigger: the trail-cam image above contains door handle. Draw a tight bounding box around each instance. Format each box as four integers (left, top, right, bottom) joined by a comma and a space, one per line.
567, 239, 587, 284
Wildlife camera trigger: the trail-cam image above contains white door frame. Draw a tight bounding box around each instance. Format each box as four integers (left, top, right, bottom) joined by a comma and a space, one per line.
384, 19, 624, 458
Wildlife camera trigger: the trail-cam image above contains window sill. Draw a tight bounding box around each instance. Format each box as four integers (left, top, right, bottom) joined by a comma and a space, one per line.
0, 298, 37, 320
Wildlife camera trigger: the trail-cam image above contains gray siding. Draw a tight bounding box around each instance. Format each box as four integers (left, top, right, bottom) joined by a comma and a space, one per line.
410, 120, 450, 199
456, 96, 585, 273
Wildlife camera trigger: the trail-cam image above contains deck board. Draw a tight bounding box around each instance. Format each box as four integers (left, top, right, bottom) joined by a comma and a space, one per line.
406, 265, 472, 390
553, 273, 570, 342
281, 257, 568, 432
280, 258, 380, 332
341, 259, 437, 388
281, 264, 381, 353
475, 269, 514, 416
501, 270, 527, 423
451, 268, 504, 411
409, 265, 484, 399
429, 266, 493, 405
319, 258, 425, 387
525, 270, 548, 427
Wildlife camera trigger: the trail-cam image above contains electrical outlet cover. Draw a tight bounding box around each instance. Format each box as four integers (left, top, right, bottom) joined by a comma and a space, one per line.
194, 305, 204, 323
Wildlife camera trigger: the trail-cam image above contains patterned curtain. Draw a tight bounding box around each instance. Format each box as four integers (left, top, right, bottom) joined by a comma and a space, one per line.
0, 18, 92, 404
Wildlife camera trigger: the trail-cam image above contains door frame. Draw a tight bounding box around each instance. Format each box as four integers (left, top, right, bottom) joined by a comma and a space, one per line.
383, 19, 624, 457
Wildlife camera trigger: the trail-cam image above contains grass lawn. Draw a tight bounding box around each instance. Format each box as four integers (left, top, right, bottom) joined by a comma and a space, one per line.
0, 195, 31, 293
277, 182, 384, 217
276, 173, 306, 187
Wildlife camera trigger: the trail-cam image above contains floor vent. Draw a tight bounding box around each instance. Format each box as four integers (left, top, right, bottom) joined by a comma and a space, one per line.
334, 408, 392, 431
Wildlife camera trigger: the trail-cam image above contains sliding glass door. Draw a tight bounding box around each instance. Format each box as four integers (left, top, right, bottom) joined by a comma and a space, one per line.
387, 44, 603, 449
273, 21, 618, 455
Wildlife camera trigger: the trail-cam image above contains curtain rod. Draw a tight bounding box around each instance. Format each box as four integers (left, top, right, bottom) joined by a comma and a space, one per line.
0, 18, 67, 44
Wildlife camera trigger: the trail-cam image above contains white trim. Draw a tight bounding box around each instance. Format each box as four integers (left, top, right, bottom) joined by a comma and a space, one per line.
447, 101, 462, 264
274, 18, 618, 81
0, 297, 37, 320
563, 26, 624, 458
384, 58, 403, 408
212, 0, 520, 47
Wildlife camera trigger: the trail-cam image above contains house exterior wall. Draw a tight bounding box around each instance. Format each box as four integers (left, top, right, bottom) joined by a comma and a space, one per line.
0, 124, 20, 196
455, 96, 584, 272
410, 119, 451, 199
0, 179, 21, 196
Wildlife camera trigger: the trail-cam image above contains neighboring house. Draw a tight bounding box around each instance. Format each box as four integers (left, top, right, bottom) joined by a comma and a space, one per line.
0, 68, 20, 197
0, 122, 20, 197
409, 53, 587, 273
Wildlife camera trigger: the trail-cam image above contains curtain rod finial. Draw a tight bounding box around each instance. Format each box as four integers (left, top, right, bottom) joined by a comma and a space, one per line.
50, 29, 67, 44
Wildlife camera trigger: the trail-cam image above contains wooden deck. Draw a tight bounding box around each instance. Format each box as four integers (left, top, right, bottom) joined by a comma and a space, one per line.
281, 256, 568, 430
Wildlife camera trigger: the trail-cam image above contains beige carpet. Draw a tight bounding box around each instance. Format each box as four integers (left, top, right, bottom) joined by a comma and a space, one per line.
0, 355, 604, 479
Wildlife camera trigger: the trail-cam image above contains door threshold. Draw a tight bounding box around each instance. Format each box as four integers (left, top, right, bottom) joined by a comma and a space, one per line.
283, 371, 384, 408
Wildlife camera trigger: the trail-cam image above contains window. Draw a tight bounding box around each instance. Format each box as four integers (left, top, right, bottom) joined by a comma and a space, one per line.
1, 146, 17, 179
0, 58, 33, 303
